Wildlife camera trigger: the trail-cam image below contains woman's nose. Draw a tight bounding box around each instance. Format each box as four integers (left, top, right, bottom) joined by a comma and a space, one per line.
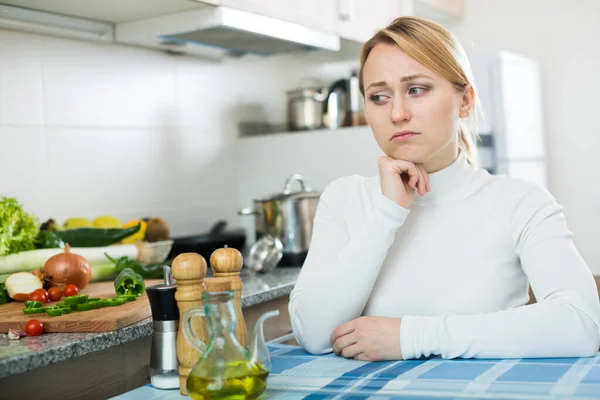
391, 97, 410, 123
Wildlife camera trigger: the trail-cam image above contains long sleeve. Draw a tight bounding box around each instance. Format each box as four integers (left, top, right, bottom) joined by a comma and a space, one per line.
289, 176, 409, 354
400, 183, 600, 359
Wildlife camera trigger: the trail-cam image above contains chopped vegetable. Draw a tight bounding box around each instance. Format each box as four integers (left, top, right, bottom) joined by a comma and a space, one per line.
46, 307, 71, 316
24, 300, 43, 309
114, 268, 145, 297
25, 319, 43, 336
0, 197, 39, 257
0, 244, 138, 276
8, 328, 25, 340
54, 223, 141, 247
43, 244, 91, 289
23, 307, 45, 315
4, 272, 43, 300
74, 301, 101, 311
63, 294, 88, 306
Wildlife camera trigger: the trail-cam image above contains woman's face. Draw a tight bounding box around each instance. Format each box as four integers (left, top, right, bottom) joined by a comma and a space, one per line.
362, 43, 471, 172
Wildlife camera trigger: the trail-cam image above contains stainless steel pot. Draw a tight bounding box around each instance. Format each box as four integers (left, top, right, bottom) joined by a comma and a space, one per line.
239, 174, 320, 262
286, 87, 326, 131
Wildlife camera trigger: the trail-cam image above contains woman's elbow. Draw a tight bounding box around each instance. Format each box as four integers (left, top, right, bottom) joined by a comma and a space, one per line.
289, 302, 333, 354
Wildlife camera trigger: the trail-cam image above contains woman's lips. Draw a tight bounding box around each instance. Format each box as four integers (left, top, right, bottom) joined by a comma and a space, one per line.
391, 131, 419, 142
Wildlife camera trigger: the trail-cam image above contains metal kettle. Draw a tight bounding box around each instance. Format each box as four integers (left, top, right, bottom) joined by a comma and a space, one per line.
323, 71, 366, 129
146, 266, 179, 389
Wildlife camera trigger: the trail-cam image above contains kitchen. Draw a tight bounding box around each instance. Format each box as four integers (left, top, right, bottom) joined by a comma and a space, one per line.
1, 0, 600, 399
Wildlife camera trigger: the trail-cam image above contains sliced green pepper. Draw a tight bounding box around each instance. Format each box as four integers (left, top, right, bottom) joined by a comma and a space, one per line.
46, 307, 71, 316
74, 301, 101, 311
64, 295, 89, 306
25, 300, 43, 309
87, 297, 101, 302
114, 268, 145, 297
116, 294, 137, 302
23, 307, 45, 315
102, 298, 126, 307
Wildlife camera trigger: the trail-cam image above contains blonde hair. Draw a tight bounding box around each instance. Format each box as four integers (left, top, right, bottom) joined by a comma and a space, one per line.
359, 16, 483, 165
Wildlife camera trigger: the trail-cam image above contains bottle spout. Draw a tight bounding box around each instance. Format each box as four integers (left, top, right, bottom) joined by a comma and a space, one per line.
248, 310, 280, 371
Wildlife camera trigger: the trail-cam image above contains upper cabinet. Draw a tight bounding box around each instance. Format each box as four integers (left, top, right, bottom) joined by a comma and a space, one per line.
337, 0, 414, 43
219, 0, 413, 43
0, 0, 463, 58
219, 0, 339, 34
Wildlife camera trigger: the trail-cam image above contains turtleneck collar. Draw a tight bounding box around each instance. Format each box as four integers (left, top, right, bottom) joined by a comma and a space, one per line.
413, 151, 475, 206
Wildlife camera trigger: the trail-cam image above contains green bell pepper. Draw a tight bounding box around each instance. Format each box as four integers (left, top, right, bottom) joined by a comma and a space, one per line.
114, 268, 145, 297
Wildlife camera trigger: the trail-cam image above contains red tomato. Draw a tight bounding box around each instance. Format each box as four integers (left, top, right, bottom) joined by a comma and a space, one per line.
63, 284, 79, 297
47, 287, 62, 301
25, 319, 44, 336
34, 288, 48, 298
29, 291, 48, 304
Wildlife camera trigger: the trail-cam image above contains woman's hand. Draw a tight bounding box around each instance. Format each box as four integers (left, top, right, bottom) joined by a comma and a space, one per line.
378, 156, 430, 208
330, 316, 403, 361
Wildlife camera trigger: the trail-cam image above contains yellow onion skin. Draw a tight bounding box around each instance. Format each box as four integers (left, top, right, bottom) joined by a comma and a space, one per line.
43, 243, 92, 289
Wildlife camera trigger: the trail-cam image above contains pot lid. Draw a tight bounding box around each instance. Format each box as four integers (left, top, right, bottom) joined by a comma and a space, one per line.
257, 174, 321, 202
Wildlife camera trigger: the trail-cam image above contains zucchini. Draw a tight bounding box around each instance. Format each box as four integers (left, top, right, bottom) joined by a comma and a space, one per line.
54, 223, 141, 247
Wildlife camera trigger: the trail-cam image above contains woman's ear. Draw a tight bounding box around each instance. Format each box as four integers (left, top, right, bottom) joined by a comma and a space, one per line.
459, 84, 475, 118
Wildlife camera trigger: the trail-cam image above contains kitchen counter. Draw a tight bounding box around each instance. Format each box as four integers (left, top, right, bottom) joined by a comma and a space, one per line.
0, 267, 301, 380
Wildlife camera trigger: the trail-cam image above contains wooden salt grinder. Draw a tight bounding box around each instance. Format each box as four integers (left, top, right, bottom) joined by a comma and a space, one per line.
172, 253, 208, 396
209, 247, 247, 347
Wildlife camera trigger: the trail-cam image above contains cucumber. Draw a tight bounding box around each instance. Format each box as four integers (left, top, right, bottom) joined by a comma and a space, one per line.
55, 223, 141, 247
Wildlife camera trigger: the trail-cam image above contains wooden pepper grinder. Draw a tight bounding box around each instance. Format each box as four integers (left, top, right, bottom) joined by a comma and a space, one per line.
209, 246, 247, 347
172, 253, 208, 396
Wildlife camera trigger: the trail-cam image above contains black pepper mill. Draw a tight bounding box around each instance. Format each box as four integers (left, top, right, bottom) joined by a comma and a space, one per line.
146, 265, 180, 389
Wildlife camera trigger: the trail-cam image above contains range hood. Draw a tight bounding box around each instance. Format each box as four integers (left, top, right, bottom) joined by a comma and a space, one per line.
116, 5, 341, 57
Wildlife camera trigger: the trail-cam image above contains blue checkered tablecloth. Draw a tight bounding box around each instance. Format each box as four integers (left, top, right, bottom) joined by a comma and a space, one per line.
113, 344, 600, 399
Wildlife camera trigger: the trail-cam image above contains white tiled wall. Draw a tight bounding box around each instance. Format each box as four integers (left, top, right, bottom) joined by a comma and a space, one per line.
0, 30, 242, 236
0, 29, 362, 237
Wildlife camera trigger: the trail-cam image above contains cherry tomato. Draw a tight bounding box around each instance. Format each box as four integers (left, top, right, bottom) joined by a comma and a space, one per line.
28, 291, 48, 304
63, 284, 79, 297
25, 319, 44, 336
34, 288, 48, 298
48, 287, 62, 302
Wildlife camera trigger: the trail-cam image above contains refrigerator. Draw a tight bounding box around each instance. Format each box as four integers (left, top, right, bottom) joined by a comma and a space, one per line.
471, 51, 547, 187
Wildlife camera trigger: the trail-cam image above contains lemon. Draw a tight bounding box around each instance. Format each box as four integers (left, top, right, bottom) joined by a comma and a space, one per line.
63, 217, 93, 229
93, 215, 122, 228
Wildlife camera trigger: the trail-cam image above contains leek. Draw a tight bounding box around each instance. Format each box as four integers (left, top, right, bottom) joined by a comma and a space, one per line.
0, 244, 138, 275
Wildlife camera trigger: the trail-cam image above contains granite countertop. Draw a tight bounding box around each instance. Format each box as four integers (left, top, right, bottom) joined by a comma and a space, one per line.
0, 267, 301, 380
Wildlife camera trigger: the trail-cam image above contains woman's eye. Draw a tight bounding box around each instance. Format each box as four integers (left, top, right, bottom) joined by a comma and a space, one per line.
369, 94, 387, 104
408, 87, 428, 96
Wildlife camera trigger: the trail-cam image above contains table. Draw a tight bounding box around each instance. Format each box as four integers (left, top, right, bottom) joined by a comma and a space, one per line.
113, 344, 600, 399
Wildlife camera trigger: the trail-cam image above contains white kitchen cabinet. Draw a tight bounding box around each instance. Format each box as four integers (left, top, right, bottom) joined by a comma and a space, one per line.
0, 0, 211, 23
220, 0, 338, 34
337, 0, 414, 43
414, 0, 465, 22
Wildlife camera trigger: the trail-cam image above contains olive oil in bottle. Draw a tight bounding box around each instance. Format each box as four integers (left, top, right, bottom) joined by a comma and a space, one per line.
187, 361, 269, 400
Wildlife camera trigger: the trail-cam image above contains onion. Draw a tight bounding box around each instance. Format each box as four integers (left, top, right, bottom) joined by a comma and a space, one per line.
43, 244, 92, 289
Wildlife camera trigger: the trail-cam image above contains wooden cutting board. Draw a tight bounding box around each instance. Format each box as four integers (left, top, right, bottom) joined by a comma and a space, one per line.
0, 279, 162, 333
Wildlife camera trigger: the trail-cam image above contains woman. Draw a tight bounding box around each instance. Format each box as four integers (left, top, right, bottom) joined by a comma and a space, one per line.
288, 16, 600, 361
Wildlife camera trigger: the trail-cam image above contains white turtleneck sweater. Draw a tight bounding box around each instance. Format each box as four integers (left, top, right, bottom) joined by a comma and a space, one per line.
288, 152, 600, 359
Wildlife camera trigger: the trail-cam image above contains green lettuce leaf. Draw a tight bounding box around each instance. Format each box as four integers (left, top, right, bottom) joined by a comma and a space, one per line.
0, 197, 39, 256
